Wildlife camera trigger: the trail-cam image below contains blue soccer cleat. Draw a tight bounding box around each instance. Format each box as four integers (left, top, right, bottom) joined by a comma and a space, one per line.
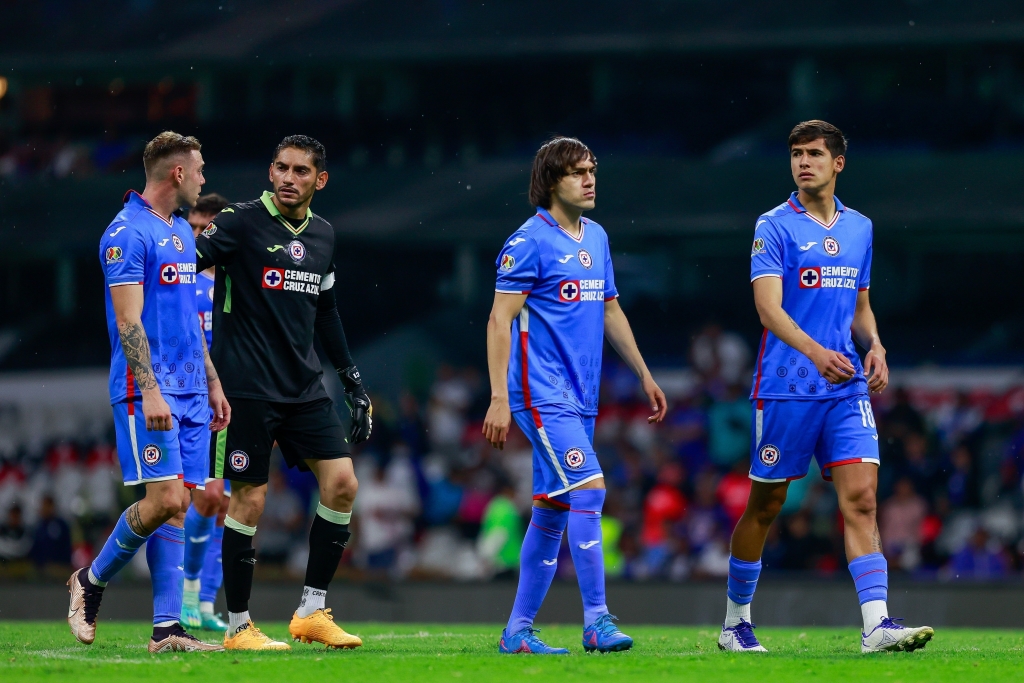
718, 620, 767, 652
200, 610, 228, 632
499, 627, 570, 654
583, 614, 633, 653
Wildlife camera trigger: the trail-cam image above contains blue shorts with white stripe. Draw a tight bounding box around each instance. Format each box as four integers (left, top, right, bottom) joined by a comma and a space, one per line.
112, 392, 210, 489
513, 404, 602, 508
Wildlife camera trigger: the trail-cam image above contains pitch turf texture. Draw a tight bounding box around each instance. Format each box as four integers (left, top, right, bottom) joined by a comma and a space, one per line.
1, 622, 1020, 682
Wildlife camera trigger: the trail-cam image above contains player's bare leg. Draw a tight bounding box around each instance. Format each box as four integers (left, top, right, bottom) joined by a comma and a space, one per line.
832, 463, 933, 653
288, 457, 362, 649
718, 480, 789, 652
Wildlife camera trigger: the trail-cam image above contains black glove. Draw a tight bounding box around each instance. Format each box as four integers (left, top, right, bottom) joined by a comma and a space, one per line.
338, 365, 372, 444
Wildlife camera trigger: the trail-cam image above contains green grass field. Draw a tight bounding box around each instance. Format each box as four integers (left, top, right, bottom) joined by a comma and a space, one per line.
1, 622, 1021, 682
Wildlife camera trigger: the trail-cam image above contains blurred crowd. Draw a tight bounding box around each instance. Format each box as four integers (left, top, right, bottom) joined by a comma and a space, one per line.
0, 134, 142, 180
4, 324, 1024, 584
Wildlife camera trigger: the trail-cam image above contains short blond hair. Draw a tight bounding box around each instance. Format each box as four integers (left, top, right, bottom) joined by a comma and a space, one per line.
143, 131, 201, 177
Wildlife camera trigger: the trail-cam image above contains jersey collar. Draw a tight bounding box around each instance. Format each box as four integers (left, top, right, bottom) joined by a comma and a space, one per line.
124, 189, 174, 226
787, 191, 844, 229
535, 206, 586, 243
260, 190, 312, 236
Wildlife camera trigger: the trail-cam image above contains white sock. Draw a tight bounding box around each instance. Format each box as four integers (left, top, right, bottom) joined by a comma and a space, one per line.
154, 620, 177, 628
228, 610, 251, 635
296, 586, 326, 618
861, 600, 888, 632
200, 601, 215, 615
183, 578, 200, 594
725, 597, 751, 628
87, 567, 107, 587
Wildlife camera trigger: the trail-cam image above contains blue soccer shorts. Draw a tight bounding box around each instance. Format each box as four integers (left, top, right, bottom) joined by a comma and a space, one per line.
113, 392, 210, 489
513, 404, 602, 509
749, 393, 879, 483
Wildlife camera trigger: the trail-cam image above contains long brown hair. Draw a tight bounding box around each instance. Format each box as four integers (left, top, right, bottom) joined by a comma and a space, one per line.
528, 136, 597, 208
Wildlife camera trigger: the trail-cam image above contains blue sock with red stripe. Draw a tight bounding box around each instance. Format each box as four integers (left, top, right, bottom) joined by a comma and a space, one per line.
567, 489, 609, 628
725, 556, 761, 627
848, 552, 887, 603
147, 523, 185, 626
506, 507, 569, 636
183, 505, 214, 581
90, 508, 150, 584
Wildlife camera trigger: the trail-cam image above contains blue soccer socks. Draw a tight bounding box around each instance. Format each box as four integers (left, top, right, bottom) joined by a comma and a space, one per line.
506, 507, 569, 636
725, 556, 762, 627
849, 552, 889, 631
849, 552, 888, 604
147, 524, 185, 626
183, 505, 215, 582
199, 524, 224, 607
90, 507, 150, 584
567, 488, 609, 628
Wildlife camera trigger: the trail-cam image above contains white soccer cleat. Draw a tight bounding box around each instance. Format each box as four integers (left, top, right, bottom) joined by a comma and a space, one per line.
861, 617, 934, 653
718, 620, 768, 652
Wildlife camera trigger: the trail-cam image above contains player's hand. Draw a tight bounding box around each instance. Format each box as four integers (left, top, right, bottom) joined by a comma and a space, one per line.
338, 366, 372, 444
864, 344, 889, 393
483, 397, 512, 449
810, 346, 856, 384
208, 379, 231, 432
142, 389, 173, 431
642, 375, 668, 423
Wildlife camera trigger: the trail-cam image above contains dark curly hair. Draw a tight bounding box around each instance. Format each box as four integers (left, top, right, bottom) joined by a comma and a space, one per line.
274, 134, 326, 171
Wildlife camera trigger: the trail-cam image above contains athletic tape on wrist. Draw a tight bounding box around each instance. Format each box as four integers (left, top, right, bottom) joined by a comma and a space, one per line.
224, 515, 257, 536
316, 503, 352, 525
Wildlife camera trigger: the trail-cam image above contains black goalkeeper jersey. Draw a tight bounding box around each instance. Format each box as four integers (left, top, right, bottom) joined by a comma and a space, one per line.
196, 191, 337, 402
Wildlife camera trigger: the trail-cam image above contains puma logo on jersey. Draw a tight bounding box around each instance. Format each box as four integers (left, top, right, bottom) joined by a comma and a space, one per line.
509, 237, 527, 246
799, 242, 817, 251
267, 245, 285, 252
109, 225, 128, 237
578, 540, 600, 550
158, 238, 170, 246
558, 254, 574, 263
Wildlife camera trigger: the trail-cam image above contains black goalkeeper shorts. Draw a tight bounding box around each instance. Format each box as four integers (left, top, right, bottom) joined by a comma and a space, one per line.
210, 396, 351, 485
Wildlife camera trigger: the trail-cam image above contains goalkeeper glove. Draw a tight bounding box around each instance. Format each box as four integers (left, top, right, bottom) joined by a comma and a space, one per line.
338, 365, 372, 444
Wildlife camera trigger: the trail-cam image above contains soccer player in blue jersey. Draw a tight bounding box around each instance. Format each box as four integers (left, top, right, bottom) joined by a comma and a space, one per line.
67, 132, 230, 653
718, 121, 933, 654
483, 137, 667, 654
178, 193, 231, 632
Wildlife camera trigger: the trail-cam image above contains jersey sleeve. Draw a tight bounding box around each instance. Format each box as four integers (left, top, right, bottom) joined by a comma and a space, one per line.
196, 207, 242, 269
321, 256, 336, 293
494, 232, 540, 294
101, 223, 147, 286
750, 218, 784, 281
859, 223, 873, 290
603, 238, 619, 301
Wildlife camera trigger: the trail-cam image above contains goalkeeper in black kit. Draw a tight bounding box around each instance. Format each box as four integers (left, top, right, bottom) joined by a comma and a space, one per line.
195, 135, 371, 651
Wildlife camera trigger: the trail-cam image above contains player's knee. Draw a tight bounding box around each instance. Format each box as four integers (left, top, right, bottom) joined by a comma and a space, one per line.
843, 485, 877, 518
322, 471, 358, 508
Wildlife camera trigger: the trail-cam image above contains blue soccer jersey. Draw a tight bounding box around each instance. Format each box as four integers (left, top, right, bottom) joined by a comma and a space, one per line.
196, 269, 215, 349
99, 191, 208, 404
495, 208, 618, 416
749, 192, 872, 400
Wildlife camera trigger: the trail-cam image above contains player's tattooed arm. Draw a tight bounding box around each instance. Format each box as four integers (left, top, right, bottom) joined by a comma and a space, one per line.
200, 333, 218, 383
786, 313, 801, 331
125, 501, 155, 536
118, 320, 158, 391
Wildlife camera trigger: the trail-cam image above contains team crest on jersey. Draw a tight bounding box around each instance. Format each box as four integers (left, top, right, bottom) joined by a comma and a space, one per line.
287, 240, 306, 263
105, 246, 123, 263
263, 268, 285, 289
559, 280, 581, 302
142, 444, 162, 466
160, 263, 179, 284
751, 237, 766, 256
799, 267, 821, 288
172, 234, 185, 253
758, 444, 780, 467
500, 254, 516, 271
563, 447, 587, 470
823, 236, 840, 256
577, 249, 593, 269
229, 450, 249, 472
201, 224, 217, 237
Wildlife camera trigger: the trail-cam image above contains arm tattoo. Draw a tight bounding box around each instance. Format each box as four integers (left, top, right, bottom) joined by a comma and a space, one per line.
125, 501, 154, 536
786, 313, 801, 331
200, 333, 219, 383
118, 321, 157, 391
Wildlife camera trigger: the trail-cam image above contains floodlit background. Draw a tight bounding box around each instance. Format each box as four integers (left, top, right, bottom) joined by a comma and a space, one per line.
1, 1, 1024, 590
